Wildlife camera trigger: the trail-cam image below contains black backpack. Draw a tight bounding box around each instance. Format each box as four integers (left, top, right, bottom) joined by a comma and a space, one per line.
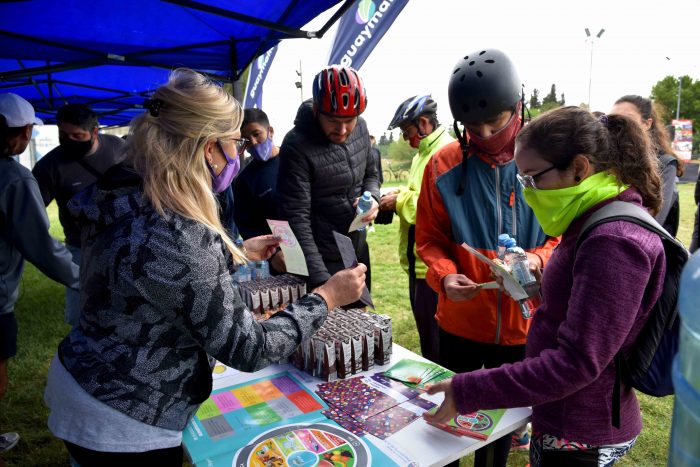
576, 201, 688, 428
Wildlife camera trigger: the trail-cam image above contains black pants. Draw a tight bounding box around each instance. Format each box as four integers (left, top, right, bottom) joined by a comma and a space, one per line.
439, 328, 526, 467
408, 275, 440, 363
64, 441, 183, 467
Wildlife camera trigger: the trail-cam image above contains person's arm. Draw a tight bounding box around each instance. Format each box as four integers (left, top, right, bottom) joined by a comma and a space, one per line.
694, 170, 700, 205
3, 176, 79, 289
30, 157, 55, 207
415, 156, 458, 294
655, 159, 678, 226
450, 230, 662, 413
361, 144, 380, 202
395, 185, 416, 224
276, 144, 330, 286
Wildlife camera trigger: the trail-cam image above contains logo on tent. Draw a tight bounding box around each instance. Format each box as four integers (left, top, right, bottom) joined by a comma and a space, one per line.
355, 0, 376, 24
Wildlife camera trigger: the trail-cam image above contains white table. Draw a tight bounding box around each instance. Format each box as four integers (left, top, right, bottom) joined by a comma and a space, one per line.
207, 343, 531, 467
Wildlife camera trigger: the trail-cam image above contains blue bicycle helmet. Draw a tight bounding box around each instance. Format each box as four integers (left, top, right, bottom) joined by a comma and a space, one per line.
387, 94, 437, 130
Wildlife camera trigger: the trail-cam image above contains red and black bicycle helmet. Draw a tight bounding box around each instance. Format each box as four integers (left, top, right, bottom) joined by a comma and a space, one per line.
312, 65, 367, 117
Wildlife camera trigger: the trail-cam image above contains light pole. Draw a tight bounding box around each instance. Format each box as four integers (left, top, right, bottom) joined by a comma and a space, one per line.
665, 56, 683, 120
294, 60, 303, 104
585, 28, 605, 109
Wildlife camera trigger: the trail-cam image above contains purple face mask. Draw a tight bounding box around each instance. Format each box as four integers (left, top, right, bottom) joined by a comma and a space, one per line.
248, 136, 274, 161
209, 141, 241, 193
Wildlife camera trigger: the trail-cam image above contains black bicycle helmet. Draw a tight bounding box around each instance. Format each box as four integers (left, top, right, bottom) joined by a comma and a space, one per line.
448, 49, 521, 123
387, 95, 437, 130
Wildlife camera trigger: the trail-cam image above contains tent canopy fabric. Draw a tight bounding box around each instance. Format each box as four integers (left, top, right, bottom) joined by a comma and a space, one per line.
0, 0, 350, 126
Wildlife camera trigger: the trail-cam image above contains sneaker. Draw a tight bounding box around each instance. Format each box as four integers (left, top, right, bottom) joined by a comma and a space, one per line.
0, 432, 19, 452
511, 431, 530, 450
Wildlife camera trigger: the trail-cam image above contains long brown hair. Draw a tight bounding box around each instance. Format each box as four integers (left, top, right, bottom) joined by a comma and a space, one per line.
614, 95, 684, 176
516, 106, 662, 215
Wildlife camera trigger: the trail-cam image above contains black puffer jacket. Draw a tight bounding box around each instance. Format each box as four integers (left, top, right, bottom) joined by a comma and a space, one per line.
277, 100, 379, 287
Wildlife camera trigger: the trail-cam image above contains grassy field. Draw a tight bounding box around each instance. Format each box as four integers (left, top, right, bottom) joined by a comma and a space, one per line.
0, 182, 696, 466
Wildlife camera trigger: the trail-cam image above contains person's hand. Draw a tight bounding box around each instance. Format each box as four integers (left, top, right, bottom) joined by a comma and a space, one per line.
379, 192, 398, 212
422, 378, 458, 425
442, 274, 480, 301
526, 252, 543, 269
270, 249, 286, 273
243, 235, 281, 261
313, 263, 367, 310
352, 196, 379, 223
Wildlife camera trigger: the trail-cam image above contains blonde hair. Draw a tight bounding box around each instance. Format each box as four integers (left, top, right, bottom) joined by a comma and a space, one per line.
128, 68, 247, 264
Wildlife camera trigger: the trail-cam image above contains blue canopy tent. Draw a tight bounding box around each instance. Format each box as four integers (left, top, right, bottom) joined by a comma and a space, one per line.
0, 0, 352, 126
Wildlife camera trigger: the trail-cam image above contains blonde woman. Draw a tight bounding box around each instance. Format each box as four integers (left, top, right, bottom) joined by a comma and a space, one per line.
44, 69, 365, 465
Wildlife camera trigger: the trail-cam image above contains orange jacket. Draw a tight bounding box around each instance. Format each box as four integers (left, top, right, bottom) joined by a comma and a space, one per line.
416, 141, 559, 345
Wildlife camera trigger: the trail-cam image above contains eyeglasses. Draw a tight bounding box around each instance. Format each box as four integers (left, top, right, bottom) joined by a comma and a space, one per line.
232, 138, 249, 154
516, 165, 557, 190
399, 123, 418, 138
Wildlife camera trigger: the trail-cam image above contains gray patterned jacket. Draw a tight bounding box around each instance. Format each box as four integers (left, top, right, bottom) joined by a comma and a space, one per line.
58, 166, 327, 430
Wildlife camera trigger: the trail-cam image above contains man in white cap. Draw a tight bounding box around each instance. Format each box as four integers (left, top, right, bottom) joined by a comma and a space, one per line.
0, 93, 79, 453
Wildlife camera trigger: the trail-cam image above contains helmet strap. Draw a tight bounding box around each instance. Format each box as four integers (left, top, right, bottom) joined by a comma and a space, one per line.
454, 120, 470, 196
520, 85, 527, 129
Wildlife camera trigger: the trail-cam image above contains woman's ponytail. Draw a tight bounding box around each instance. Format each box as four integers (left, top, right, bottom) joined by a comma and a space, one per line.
602, 113, 662, 215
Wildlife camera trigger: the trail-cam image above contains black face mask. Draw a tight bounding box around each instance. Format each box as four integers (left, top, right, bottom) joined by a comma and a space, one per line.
59, 136, 93, 159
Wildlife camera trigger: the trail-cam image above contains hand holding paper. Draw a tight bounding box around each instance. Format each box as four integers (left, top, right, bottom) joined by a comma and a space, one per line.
332, 231, 374, 309
266, 220, 308, 276
460, 243, 529, 300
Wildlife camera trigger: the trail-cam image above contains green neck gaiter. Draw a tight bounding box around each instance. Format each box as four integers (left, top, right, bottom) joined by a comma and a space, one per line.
523, 172, 627, 237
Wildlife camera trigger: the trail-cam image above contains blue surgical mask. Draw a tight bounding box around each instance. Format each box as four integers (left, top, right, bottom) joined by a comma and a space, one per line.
248, 137, 274, 162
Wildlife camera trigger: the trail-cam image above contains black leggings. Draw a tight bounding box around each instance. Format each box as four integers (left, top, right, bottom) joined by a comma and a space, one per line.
64, 441, 183, 467
438, 328, 526, 467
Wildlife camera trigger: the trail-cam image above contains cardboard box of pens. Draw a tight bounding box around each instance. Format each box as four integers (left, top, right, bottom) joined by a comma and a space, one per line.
290, 308, 393, 382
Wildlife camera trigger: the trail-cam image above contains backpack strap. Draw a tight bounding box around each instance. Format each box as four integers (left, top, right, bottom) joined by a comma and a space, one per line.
576, 201, 682, 429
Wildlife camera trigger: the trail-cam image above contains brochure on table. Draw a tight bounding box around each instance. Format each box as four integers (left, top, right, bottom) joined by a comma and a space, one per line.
184, 345, 531, 467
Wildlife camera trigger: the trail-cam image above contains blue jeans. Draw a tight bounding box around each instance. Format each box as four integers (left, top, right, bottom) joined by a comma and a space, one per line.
65, 245, 81, 327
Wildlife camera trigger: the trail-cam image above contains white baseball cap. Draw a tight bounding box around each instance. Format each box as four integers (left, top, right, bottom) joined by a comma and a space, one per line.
0, 93, 43, 127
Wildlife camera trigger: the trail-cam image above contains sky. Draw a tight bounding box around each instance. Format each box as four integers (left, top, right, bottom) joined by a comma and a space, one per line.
256, 0, 700, 141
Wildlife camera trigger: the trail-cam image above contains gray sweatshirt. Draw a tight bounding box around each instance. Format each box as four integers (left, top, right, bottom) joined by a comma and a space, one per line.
0, 156, 79, 315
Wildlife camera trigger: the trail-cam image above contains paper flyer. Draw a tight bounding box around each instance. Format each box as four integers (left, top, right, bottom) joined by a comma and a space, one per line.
460, 243, 528, 300
348, 212, 370, 232
266, 219, 308, 276
332, 231, 374, 309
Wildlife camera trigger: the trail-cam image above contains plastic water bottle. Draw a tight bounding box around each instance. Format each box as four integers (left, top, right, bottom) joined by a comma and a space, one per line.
255, 260, 270, 280
504, 239, 539, 319
355, 191, 373, 232
668, 251, 700, 466
497, 233, 511, 260
233, 263, 251, 283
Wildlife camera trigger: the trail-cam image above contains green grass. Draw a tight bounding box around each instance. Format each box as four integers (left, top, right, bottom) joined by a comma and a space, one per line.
1, 183, 697, 466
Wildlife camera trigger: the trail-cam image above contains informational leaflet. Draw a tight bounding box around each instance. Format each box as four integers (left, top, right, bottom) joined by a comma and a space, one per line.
333, 231, 374, 309
267, 219, 308, 276
460, 243, 528, 300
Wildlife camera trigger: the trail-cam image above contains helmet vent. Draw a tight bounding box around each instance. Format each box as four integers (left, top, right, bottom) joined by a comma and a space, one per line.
453, 67, 461, 75
479, 50, 486, 55
459, 74, 465, 82
464, 55, 469, 60
469, 61, 475, 66
479, 100, 487, 108
485, 59, 495, 64
476, 70, 483, 78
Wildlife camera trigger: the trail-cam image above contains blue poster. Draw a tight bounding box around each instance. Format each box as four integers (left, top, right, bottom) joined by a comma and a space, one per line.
242, 45, 278, 109
327, 0, 409, 70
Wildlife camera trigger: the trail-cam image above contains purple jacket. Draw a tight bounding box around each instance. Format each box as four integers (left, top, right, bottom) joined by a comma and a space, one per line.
452, 188, 665, 445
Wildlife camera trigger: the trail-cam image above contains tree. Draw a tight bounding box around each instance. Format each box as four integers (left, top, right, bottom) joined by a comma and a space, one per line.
542, 84, 558, 105
389, 132, 395, 143
651, 75, 700, 153
559, 93, 566, 106
379, 133, 388, 146
387, 138, 415, 163
529, 89, 540, 109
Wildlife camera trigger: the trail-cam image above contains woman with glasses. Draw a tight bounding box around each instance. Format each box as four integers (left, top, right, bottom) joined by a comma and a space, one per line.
425, 106, 665, 467
44, 69, 366, 465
